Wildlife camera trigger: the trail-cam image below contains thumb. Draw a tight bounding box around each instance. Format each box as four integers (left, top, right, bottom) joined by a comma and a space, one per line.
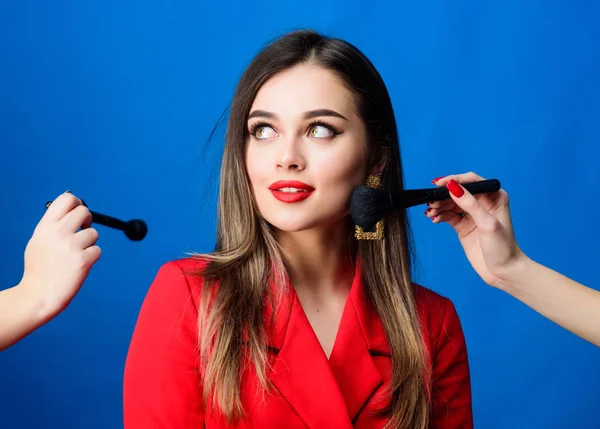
446, 179, 497, 230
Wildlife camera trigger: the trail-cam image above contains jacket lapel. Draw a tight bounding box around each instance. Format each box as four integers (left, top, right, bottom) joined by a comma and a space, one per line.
265, 280, 354, 429
263, 258, 390, 426
328, 259, 388, 421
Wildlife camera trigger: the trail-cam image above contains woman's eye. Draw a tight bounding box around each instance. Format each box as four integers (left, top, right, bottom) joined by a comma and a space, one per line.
254, 126, 277, 139
308, 124, 334, 138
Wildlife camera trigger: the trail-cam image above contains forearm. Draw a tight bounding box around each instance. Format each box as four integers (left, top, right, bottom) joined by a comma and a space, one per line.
498, 256, 600, 347
0, 284, 49, 351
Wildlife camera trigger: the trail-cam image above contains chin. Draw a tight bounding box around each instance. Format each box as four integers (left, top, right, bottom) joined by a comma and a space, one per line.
260, 212, 349, 235
265, 219, 319, 234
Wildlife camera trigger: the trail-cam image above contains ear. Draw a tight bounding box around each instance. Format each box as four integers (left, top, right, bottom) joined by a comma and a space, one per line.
369, 146, 389, 177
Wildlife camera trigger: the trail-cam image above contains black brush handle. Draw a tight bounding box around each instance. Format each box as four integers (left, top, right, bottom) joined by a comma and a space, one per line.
45, 199, 148, 241
46, 199, 127, 229
439, 178, 500, 199
394, 179, 501, 209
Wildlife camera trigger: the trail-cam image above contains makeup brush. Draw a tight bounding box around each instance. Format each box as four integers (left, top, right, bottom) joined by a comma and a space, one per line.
350, 178, 501, 231
45, 198, 148, 241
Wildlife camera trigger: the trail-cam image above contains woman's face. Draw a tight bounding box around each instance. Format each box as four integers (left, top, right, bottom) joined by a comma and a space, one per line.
244, 63, 370, 234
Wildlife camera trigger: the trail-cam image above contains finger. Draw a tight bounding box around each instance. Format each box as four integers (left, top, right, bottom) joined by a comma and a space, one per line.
432, 172, 486, 187
445, 179, 497, 229
428, 197, 482, 211
82, 245, 102, 266
426, 199, 447, 209
44, 191, 84, 223
431, 210, 464, 228
60, 205, 93, 233
426, 199, 459, 214
425, 206, 467, 221
434, 172, 503, 212
73, 227, 99, 250
80, 210, 93, 230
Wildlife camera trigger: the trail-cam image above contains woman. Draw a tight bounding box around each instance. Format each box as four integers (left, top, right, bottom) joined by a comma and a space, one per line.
123, 30, 473, 428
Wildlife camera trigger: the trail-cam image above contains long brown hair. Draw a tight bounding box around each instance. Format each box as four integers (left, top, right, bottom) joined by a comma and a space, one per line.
190, 29, 430, 428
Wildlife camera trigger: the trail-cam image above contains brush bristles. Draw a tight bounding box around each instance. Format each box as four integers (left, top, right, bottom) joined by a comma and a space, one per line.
349, 186, 393, 231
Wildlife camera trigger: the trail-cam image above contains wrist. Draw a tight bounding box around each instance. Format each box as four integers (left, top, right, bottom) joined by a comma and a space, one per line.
15, 280, 55, 326
495, 251, 536, 293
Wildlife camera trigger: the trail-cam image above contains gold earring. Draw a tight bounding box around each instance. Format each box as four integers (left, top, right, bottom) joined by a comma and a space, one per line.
365, 175, 381, 188
354, 174, 384, 240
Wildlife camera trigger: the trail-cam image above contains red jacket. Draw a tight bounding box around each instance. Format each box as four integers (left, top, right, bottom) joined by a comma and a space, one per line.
123, 257, 472, 428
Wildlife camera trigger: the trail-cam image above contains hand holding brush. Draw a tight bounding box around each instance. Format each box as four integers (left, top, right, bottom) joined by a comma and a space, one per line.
350, 176, 501, 232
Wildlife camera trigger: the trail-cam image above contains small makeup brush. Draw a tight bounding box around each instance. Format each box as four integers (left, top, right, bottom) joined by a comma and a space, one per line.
350, 178, 501, 231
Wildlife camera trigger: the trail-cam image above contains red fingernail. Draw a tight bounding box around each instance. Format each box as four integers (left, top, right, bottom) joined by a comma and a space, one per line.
446, 179, 464, 197
425, 208, 431, 214
432, 176, 445, 183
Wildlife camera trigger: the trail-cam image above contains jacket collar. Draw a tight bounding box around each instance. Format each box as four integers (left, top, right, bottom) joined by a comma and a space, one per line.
264, 257, 390, 355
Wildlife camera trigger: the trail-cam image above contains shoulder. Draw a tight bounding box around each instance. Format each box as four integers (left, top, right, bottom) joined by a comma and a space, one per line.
412, 283, 466, 348
126, 257, 212, 353
138, 256, 211, 315
162, 255, 211, 278
123, 257, 210, 422
413, 284, 473, 425
154, 256, 211, 285
413, 283, 454, 315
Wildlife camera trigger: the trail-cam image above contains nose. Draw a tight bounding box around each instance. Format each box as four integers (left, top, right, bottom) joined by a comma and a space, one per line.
276, 136, 306, 171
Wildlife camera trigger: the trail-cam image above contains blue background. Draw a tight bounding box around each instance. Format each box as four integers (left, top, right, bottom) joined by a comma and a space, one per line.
1, 1, 598, 428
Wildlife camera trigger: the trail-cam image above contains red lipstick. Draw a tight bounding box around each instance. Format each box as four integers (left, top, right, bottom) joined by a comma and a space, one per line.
269, 180, 315, 203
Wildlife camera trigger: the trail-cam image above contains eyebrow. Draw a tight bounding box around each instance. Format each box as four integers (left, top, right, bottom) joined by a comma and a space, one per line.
247, 109, 348, 121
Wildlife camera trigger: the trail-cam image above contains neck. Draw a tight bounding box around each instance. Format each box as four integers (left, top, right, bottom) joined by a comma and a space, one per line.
277, 218, 356, 296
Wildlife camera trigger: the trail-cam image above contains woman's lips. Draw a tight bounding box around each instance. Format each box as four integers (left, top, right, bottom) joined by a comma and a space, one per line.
269, 180, 315, 203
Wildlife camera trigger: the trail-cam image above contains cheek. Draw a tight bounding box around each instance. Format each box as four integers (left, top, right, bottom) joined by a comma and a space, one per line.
245, 144, 269, 188
317, 149, 367, 190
